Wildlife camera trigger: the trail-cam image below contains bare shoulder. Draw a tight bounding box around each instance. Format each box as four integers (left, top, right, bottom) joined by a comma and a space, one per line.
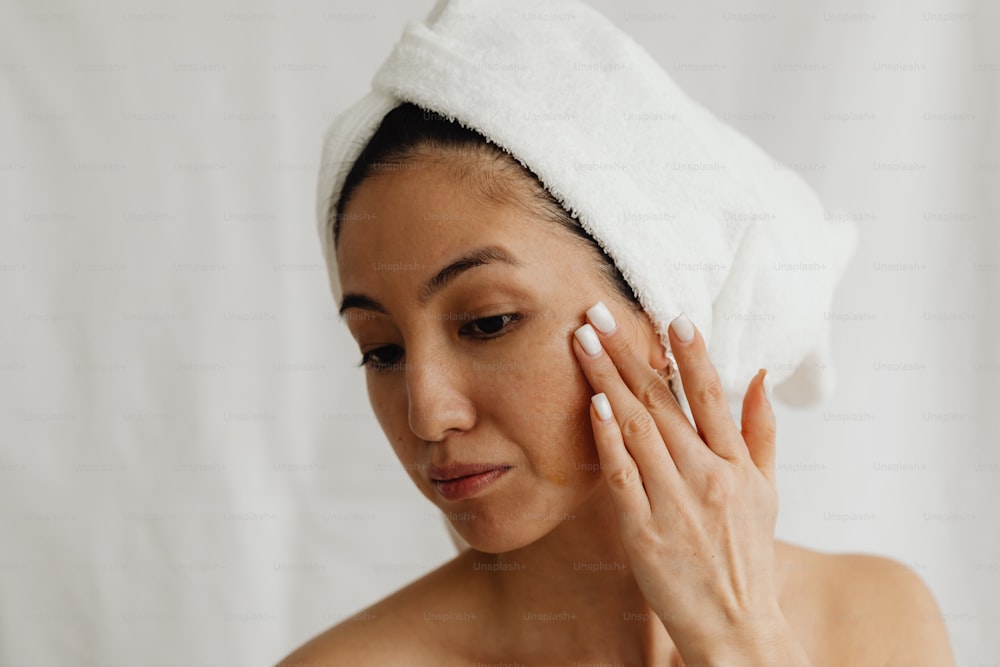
273, 555, 467, 667
273, 602, 405, 667
826, 550, 955, 667
776, 541, 955, 667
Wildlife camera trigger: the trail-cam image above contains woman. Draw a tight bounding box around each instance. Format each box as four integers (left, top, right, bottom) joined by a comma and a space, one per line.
280, 2, 955, 665
277, 101, 954, 666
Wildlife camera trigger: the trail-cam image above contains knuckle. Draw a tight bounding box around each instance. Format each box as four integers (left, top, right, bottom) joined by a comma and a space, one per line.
693, 373, 726, 405
742, 411, 777, 444
606, 463, 641, 492
632, 523, 663, 551
611, 332, 639, 359
758, 419, 777, 443
702, 467, 735, 507
620, 409, 657, 440
638, 376, 675, 410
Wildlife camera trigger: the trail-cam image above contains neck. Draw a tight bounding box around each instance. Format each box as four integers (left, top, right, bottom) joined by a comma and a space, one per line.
464, 482, 678, 665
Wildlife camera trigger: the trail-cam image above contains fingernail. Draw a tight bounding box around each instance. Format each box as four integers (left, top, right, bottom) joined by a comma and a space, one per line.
670, 312, 694, 343
586, 301, 617, 334
574, 324, 603, 357
592, 393, 614, 421
759, 368, 773, 405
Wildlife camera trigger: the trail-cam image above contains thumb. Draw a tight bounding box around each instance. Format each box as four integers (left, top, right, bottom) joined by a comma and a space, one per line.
741, 368, 777, 484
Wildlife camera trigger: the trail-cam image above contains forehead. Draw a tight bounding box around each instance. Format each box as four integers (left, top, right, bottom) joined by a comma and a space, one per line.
340, 158, 489, 241
335, 160, 572, 293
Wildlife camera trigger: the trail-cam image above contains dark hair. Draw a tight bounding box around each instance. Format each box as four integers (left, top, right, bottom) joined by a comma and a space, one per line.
327, 102, 643, 314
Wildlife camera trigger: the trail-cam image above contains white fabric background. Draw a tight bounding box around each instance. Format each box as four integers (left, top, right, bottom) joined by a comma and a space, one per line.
1, 0, 996, 664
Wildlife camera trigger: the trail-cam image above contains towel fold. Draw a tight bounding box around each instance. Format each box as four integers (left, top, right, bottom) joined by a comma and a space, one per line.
316, 0, 858, 407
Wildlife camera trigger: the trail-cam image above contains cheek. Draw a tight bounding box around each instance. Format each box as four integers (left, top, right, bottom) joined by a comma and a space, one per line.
491, 322, 602, 488
361, 315, 605, 494
367, 381, 420, 465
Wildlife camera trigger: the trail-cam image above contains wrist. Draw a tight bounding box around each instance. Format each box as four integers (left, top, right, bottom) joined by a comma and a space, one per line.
677, 610, 812, 667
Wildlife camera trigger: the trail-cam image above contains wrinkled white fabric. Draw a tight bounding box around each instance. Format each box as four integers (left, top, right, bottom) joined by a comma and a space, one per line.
316, 0, 858, 407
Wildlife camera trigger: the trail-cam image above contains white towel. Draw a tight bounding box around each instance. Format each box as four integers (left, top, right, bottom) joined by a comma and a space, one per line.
316, 0, 858, 408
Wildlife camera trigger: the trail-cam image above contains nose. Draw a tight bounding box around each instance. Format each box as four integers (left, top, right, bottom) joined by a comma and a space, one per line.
405, 343, 477, 442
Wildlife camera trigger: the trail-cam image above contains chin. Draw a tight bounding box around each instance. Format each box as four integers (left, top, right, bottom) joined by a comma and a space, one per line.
454, 532, 537, 555
447, 514, 560, 555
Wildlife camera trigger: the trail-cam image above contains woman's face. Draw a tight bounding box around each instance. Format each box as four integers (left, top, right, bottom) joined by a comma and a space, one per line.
336, 156, 664, 553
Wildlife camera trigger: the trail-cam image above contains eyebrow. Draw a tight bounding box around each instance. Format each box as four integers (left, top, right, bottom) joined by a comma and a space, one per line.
337, 245, 523, 318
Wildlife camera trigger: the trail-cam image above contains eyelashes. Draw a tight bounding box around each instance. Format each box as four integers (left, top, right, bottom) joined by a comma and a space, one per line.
356, 313, 524, 372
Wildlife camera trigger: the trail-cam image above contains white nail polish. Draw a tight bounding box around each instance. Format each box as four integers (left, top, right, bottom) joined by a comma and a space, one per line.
592, 393, 614, 421
670, 312, 694, 343
574, 324, 603, 356
587, 301, 617, 334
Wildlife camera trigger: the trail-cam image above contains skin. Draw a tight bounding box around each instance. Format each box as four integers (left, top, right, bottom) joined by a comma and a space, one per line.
290, 153, 957, 667
333, 152, 777, 664
336, 157, 676, 559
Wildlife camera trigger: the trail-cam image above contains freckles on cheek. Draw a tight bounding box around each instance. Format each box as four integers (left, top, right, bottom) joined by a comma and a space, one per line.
370, 392, 414, 462
532, 411, 595, 488
512, 331, 599, 488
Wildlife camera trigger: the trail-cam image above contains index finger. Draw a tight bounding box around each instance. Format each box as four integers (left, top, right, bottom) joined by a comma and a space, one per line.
584, 301, 711, 472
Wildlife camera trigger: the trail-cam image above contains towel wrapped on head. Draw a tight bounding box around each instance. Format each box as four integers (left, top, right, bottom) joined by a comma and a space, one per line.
316, 0, 858, 411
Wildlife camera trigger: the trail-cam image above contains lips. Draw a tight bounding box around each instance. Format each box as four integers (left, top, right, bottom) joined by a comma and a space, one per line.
428, 462, 513, 502
428, 462, 511, 482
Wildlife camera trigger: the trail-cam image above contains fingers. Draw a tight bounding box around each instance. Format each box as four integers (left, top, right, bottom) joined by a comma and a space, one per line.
667, 313, 747, 463
572, 330, 683, 491
741, 369, 777, 485
574, 302, 708, 478
589, 392, 652, 526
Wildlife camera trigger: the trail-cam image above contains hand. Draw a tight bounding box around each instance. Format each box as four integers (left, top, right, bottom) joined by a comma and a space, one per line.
571, 301, 784, 661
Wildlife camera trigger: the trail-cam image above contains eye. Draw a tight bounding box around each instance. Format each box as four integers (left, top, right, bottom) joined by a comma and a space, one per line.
356, 313, 523, 372
461, 313, 522, 337
357, 345, 403, 372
